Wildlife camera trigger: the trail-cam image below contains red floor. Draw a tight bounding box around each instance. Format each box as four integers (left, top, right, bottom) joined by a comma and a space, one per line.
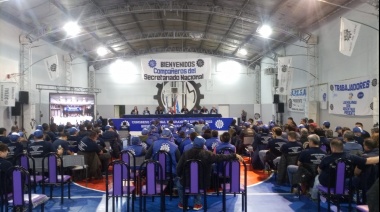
76, 157, 270, 191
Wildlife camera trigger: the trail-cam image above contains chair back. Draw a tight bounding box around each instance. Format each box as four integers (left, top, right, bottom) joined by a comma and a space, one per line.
106, 160, 133, 196
217, 148, 233, 176
42, 153, 63, 183
329, 158, 353, 195
121, 150, 135, 180
153, 150, 173, 181
224, 160, 244, 193
139, 160, 164, 195
11, 166, 28, 208
183, 159, 205, 193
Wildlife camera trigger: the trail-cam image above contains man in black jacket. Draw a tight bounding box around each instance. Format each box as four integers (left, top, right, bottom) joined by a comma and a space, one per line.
175, 136, 242, 210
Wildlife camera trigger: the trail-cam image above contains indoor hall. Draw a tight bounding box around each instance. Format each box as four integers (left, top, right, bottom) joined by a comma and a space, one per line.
0, 0, 379, 211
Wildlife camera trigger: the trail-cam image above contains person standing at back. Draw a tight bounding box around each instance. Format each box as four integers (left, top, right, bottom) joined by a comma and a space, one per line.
241, 110, 247, 122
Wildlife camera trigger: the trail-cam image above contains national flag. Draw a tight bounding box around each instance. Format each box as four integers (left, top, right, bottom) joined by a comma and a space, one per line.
175, 97, 181, 114
44, 55, 59, 80
339, 17, 361, 57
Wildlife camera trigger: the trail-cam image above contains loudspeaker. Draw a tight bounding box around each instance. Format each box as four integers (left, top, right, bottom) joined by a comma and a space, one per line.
273, 94, 280, 103
11, 102, 21, 116
277, 103, 285, 113
19, 91, 29, 104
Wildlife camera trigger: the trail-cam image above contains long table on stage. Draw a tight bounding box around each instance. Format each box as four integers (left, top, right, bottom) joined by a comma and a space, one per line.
122, 114, 222, 118
112, 114, 232, 131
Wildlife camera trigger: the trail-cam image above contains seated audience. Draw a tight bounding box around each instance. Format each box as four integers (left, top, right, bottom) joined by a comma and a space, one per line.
175, 136, 243, 210
343, 130, 363, 155
205, 130, 221, 151
311, 139, 379, 200
287, 134, 326, 193
126, 136, 146, 157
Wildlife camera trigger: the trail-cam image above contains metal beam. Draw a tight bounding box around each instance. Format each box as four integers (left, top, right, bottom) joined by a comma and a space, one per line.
101, 30, 242, 50
49, 0, 118, 56
215, 0, 250, 52
89, 0, 136, 53
91, 46, 253, 70
36, 84, 101, 93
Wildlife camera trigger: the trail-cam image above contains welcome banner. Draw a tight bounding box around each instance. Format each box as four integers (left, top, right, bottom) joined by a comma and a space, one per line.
0, 82, 16, 107
329, 77, 377, 116
141, 58, 211, 81
288, 87, 307, 113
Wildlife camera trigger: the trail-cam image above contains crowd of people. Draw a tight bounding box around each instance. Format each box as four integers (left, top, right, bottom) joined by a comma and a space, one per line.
129, 105, 219, 115
0, 115, 379, 210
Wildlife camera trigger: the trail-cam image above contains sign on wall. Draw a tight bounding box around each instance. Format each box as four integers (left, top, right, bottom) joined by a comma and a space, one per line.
0, 82, 16, 107
111, 117, 233, 131
329, 77, 377, 116
288, 87, 307, 113
141, 58, 211, 81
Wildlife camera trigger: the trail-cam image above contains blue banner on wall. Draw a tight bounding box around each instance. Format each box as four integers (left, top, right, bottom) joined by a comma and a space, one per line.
111, 118, 234, 131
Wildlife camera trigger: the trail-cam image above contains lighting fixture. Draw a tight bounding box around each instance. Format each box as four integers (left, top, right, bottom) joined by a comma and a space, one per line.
257, 24, 273, 38
63, 22, 81, 36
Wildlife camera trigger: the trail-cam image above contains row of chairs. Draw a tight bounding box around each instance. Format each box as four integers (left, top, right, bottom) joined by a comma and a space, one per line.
106, 149, 247, 212
0, 152, 79, 211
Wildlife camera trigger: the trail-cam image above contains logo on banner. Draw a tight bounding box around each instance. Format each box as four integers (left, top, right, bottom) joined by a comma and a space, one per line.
197, 59, 204, 67
153, 81, 204, 112
148, 60, 157, 68
254, 113, 261, 120
215, 120, 224, 129
372, 79, 378, 87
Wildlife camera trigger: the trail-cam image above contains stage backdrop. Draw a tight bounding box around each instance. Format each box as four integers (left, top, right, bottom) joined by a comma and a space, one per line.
141, 58, 211, 81
288, 87, 307, 113
329, 76, 378, 116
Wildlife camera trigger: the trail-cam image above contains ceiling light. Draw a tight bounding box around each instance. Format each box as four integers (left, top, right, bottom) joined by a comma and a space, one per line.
257, 24, 273, 38
96, 47, 108, 56
63, 22, 80, 36
239, 48, 248, 56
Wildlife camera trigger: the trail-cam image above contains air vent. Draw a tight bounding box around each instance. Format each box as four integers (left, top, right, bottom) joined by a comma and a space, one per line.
264, 68, 277, 75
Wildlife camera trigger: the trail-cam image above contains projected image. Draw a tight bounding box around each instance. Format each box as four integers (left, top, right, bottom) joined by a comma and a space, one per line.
49, 93, 94, 125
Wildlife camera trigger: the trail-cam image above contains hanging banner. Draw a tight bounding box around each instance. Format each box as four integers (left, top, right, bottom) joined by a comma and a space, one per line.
329, 77, 377, 116
141, 58, 211, 81
288, 87, 307, 112
319, 84, 328, 110
339, 17, 361, 57
277, 57, 293, 95
0, 82, 17, 107
45, 55, 59, 80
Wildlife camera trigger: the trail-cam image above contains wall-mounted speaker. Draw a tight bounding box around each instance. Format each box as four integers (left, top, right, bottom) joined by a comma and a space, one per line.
273, 94, 280, 104
11, 102, 21, 116
277, 103, 285, 113
19, 91, 29, 104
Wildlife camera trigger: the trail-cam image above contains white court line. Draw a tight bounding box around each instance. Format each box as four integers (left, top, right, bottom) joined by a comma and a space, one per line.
50, 196, 103, 199
73, 182, 106, 193
247, 172, 274, 188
